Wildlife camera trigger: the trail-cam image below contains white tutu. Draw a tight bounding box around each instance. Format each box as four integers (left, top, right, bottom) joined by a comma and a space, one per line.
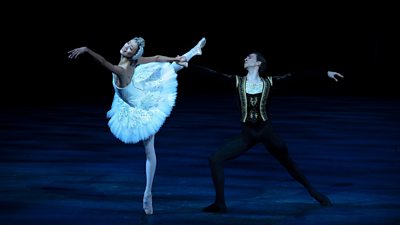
106, 62, 178, 144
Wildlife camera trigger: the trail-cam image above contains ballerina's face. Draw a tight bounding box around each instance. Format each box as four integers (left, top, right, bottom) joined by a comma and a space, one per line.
120, 40, 139, 58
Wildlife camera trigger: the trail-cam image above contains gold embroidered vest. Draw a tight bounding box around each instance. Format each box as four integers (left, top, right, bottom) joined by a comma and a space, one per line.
235, 76, 273, 123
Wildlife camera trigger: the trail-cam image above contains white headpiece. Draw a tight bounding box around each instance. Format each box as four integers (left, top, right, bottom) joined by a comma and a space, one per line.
131, 37, 145, 60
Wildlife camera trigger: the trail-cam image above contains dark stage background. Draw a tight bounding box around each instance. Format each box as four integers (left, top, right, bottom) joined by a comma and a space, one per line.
1, 3, 398, 106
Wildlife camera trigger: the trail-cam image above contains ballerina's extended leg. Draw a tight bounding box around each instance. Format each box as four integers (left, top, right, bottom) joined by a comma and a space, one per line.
172, 37, 206, 71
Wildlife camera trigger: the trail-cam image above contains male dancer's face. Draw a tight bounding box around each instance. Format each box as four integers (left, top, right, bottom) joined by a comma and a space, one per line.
244, 53, 259, 69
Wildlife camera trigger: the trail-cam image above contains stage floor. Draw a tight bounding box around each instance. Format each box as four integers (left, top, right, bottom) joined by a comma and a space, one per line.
1, 96, 399, 225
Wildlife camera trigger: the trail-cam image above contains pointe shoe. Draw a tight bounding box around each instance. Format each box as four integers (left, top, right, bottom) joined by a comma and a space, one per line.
143, 194, 153, 215
192, 37, 207, 56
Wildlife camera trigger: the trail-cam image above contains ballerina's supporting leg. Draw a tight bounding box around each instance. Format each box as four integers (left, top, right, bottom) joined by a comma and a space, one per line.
143, 135, 156, 215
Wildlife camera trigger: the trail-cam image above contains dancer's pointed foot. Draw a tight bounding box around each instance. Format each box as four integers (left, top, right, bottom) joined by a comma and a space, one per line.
193, 37, 206, 56
311, 191, 332, 206
143, 193, 153, 215
203, 202, 227, 213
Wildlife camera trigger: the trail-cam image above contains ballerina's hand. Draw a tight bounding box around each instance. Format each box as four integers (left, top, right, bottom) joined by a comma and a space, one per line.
175, 55, 188, 67
175, 55, 186, 62
67, 47, 88, 59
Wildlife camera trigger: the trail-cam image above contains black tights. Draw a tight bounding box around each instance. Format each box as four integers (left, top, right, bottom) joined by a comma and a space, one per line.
207, 121, 331, 208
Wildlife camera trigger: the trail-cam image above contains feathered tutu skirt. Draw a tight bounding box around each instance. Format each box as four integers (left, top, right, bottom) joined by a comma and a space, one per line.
106, 62, 178, 144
